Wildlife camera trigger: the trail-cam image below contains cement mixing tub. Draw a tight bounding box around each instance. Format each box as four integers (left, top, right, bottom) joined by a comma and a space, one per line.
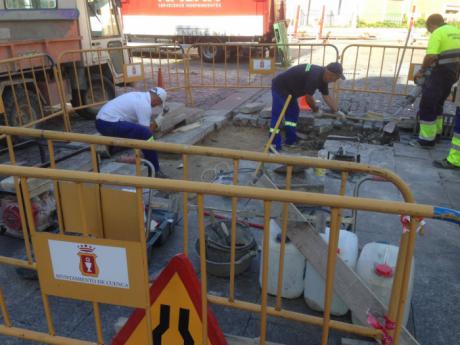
195, 220, 257, 277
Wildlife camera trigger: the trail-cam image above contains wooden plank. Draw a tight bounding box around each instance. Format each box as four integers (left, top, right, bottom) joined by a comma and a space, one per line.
226, 335, 285, 345
256, 174, 420, 345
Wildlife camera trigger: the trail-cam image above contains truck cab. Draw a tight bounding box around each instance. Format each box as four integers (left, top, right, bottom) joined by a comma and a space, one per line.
0, 0, 127, 122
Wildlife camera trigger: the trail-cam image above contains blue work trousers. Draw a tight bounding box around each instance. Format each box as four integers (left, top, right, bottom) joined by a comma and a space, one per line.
270, 89, 300, 150
95, 119, 160, 172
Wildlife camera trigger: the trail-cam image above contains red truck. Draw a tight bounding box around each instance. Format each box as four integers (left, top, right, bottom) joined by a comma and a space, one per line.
121, 0, 280, 62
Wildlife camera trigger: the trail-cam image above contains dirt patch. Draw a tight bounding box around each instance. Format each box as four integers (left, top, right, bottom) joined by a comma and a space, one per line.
159, 124, 269, 181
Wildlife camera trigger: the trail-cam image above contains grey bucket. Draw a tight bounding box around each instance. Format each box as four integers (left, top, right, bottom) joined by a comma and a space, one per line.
195, 220, 257, 277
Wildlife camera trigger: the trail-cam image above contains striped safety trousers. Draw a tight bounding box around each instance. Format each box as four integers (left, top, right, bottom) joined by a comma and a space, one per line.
447, 107, 460, 167
270, 88, 300, 150
418, 67, 457, 144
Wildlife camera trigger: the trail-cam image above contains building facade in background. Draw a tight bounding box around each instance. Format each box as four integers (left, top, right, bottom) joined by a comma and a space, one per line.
285, 0, 460, 32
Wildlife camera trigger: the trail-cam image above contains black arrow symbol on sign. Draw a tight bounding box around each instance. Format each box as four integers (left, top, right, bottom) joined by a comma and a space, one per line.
179, 308, 194, 345
152, 304, 170, 345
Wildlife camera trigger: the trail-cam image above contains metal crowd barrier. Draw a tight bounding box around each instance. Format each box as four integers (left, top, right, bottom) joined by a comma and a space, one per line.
184, 43, 339, 91
0, 54, 68, 134
338, 44, 426, 113
0, 126, 458, 345
56, 44, 189, 127
0, 43, 430, 131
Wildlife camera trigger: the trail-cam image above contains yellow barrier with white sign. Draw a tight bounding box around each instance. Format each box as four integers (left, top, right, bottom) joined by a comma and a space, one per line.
1, 126, 458, 345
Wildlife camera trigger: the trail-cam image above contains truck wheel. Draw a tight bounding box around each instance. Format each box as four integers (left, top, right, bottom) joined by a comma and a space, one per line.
2, 86, 40, 127
72, 76, 115, 120
200, 44, 225, 63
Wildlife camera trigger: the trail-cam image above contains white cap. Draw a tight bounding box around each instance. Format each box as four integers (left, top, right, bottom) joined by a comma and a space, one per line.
150, 87, 167, 105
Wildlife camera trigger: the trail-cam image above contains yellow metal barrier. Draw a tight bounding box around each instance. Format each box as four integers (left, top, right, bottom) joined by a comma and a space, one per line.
338, 44, 426, 112
56, 44, 190, 126
0, 126, 456, 345
0, 43, 431, 134
184, 43, 339, 92
0, 54, 68, 133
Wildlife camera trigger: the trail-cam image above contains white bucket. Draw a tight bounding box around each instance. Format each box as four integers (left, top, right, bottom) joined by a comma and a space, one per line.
304, 228, 359, 316
258, 220, 305, 299
352, 242, 414, 326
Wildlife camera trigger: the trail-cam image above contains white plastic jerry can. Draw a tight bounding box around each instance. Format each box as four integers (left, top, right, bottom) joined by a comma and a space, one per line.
258, 220, 305, 299
352, 242, 415, 326
304, 228, 359, 316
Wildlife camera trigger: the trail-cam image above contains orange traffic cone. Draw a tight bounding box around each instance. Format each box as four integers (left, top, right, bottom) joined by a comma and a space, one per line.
298, 96, 311, 111
157, 67, 164, 88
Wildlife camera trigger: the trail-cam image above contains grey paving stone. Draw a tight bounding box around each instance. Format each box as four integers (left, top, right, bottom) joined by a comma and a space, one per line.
394, 142, 432, 160
260, 106, 272, 119
233, 113, 259, 127
239, 102, 266, 114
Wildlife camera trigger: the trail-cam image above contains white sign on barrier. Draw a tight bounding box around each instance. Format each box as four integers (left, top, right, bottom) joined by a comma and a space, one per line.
124, 63, 144, 82
249, 58, 275, 75
48, 240, 130, 289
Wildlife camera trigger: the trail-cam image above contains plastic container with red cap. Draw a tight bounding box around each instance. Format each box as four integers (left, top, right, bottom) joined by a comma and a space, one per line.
352, 242, 415, 326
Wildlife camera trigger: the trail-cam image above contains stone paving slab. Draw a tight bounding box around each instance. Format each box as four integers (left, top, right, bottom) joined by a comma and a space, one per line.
162, 110, 229, 146
394, 142, 432, 160
210, 89, 265, 113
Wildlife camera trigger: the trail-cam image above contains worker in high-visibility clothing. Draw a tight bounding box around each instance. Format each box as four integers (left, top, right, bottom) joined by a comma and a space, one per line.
410, 14, 460, 149
434, 80, 460, 169
270, 62, 346, 151
95, 87, 169, 178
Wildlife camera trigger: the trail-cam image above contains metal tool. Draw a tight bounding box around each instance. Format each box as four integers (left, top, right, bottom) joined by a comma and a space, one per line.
382, 68, 431, 134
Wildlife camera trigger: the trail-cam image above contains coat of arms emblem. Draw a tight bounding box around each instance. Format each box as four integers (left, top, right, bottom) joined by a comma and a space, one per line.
78, 244, 99, 277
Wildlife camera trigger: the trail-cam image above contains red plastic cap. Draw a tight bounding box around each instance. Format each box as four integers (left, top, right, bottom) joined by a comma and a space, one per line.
375, 264, 393, 278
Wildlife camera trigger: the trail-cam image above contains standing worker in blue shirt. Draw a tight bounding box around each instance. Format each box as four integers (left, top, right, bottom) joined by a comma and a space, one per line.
270, 62, 346, 151
95, 87, 169, 178
410, 14, 460, 149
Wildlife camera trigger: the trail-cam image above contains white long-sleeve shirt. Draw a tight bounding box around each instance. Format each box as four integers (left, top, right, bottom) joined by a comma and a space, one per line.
96, 92, 153, 127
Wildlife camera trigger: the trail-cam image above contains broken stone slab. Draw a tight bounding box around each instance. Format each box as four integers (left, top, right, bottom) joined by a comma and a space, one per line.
184, 107, 205, 124
260, 106, 272, 119
233, 113, 259, 127
210, 88, 264, 112
317, 124, 334, 134
397, 118, 416, 130
161, 111, 229, 146
258, 117, 270, 128
238, 101, 266, 114
313, 117, 333, 126
156, 102, 199, 135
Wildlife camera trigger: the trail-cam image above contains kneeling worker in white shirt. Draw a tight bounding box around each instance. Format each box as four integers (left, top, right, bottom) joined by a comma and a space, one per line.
95, 87, 169, 178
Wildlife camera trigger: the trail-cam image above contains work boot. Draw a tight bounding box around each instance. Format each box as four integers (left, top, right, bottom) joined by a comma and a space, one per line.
408, 139, 435, 149
433, 159, 460, 170
435, 135, 443, 143
155, 170, 169, 179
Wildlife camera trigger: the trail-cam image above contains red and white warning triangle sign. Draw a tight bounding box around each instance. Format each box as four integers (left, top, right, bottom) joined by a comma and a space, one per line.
112, 254, 228, 345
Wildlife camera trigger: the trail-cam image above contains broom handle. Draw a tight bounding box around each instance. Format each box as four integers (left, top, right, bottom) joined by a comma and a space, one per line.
254, 94, 293, 179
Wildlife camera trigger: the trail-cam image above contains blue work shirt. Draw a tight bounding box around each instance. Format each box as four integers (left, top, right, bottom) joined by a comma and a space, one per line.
272, 63, 329, 98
